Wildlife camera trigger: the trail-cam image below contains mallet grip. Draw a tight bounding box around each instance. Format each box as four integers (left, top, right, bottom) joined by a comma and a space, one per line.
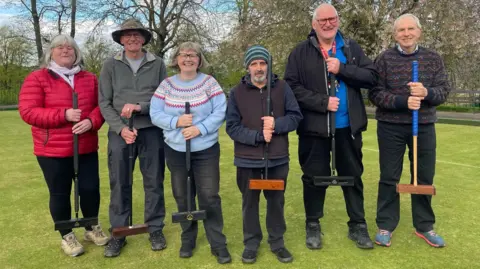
185, 102, 191, 172
412, 60, 419, 186
412, 60, 419, 137
72, 92, 79, 215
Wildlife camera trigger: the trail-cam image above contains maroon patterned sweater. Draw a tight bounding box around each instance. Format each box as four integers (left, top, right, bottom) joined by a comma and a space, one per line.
368, 46, 452, 124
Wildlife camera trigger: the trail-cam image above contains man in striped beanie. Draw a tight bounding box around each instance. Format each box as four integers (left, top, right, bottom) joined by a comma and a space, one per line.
243, 45, 270, 69
226, 45, 303, 264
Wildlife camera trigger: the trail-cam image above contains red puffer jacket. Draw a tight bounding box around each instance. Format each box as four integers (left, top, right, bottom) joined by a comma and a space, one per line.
19, 68, 104, 157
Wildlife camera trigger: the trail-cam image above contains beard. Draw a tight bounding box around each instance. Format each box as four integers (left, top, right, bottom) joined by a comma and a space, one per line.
252, 72, 266, 84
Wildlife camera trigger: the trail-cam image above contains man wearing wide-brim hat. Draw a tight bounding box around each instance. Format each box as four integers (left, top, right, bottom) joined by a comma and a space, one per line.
111, 18, 152, 46
99, 18, 168, 258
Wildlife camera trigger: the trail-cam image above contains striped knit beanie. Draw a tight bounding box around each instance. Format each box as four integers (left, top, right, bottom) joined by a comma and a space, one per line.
244, 45, 270, 68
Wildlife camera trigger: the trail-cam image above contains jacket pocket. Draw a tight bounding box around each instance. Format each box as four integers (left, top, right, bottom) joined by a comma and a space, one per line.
43, 129, 49, 146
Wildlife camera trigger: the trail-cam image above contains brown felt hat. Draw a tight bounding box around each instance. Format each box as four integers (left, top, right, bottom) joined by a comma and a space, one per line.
111, 18, 152, 46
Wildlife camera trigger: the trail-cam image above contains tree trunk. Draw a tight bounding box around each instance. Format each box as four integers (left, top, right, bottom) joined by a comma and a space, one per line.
31, 0, 43, 63
70, 0, 76, 37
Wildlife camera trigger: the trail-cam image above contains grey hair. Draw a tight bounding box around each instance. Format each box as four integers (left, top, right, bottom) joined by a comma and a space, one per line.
41, 34, 82, 68
312, 3, 339, 21
394, 13, 422, 31
168, 41, 210, 71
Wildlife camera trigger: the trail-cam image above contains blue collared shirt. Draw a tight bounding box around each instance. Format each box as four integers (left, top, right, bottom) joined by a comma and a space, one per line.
329, 32, 349, 128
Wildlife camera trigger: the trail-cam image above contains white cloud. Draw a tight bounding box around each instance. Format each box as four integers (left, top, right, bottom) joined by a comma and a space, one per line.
0, 13, 15, 26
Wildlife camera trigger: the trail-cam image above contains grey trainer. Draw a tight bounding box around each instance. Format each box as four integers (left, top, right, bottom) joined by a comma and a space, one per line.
84, 224, 109, 246
61, 232, 84, 257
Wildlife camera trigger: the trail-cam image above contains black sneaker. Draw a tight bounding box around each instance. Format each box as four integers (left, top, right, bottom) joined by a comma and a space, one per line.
306, 222, 323, 249
211, 248, 232, 264
149, 230, 167, 251
348, 223, 374, 249
241, 248, 258, 264
179, 243, 195, 258
272, 247, 293, 263
104, 238, 127, 257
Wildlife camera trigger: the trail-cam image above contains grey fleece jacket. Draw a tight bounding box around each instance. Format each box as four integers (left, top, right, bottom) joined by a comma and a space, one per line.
99, 49, 168, 134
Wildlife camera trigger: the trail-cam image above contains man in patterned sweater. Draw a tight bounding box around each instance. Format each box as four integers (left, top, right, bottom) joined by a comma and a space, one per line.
369, 13, 451, 248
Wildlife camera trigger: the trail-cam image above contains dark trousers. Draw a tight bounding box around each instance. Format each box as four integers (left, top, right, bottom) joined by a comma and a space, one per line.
165, 143, 227, 250
376, 121, 436, 232
37, 152, 100, 237
107, 127, 166, 234
236, 163, 289, 251
298, 127, 366, 228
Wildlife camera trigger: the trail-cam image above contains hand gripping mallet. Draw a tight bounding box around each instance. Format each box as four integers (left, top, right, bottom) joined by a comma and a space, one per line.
396, 60, 436, 195
172, 102, 207, 223
54, 92, 98, 231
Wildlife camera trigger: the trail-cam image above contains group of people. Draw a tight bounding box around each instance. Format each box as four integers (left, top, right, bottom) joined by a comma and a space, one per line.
18, 3, 451, 264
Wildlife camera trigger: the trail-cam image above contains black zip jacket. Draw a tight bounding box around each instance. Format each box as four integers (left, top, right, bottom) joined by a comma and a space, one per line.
284, 30, 378, 138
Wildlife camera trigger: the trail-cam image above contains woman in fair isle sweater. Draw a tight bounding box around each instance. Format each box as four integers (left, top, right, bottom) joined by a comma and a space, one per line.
149, 42, 231, 264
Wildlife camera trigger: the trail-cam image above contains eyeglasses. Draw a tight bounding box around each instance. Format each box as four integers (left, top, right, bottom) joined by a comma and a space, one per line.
177, 53, 199, 59
55, 45, 74, 51
122, 33, 143, 39
316, 16, 338, 26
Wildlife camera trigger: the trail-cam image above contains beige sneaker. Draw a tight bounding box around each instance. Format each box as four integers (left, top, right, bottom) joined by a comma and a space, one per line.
84, 224, 109, 246
61, 232, 84, 257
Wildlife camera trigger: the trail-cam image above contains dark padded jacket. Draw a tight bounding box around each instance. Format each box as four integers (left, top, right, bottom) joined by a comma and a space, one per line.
284, 30, 378, 138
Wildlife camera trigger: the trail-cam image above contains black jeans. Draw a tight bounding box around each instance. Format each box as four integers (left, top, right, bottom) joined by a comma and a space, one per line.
375, 121, 436, 232
298, 127, 366, 228
236, 163, 289, 251
107, 127, 166, 234
165, 142, 227, 250
37, 152, 100, 237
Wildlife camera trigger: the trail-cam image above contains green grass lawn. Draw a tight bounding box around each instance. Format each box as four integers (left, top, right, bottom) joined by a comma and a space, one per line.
1, 110, 479, 269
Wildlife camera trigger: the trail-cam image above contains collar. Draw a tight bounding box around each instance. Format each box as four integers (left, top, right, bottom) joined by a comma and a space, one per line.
309, 30, 346, 53
113, 49, 156, 62
334, 31, 345, 48
396, 43, 419, 55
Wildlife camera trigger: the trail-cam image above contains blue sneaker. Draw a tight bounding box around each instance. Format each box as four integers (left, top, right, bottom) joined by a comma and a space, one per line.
375, 229, 392, 247
415, 230, 445, 248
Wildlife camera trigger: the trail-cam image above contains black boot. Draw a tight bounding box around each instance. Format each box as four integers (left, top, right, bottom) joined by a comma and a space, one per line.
149, 230, 167, 251
179, 242, 195, 258
241, 248, 258, 264
272, 247, 293, 263
104, 238, 127, 257
211, 248, 232, 264
348, 223, 374, 249
306, 222, 323, 249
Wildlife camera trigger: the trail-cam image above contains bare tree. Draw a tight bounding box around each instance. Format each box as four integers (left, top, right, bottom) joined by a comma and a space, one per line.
19, 0, 43, 62
82, 35, 116, 76
93, 0, 223, 58
70, 0, 76, 37
11, 0, 85, 62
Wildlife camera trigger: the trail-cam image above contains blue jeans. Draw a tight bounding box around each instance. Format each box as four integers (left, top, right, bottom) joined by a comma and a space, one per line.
165, 142, 227, 250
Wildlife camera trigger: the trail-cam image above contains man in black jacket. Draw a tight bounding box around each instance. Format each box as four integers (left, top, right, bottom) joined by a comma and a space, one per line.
284, 3, 378, 250
226, 45, 302, 264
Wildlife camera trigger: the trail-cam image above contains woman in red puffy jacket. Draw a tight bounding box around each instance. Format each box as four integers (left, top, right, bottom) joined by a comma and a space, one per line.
18, 34, 108, 257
